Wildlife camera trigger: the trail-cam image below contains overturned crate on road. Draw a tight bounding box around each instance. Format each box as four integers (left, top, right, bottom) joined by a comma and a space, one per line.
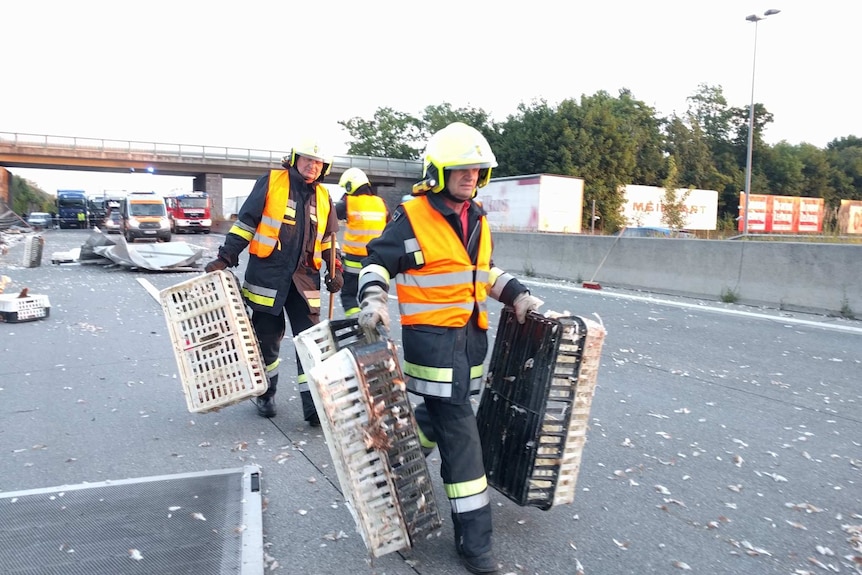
22, 235, 44, 268
294, 319, 442, 558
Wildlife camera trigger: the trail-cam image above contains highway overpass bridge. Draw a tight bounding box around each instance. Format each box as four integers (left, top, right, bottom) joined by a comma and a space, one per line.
0, 131, 423, 218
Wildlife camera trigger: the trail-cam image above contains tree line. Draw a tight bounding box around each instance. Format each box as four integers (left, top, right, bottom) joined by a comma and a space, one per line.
338, 84, 862, 233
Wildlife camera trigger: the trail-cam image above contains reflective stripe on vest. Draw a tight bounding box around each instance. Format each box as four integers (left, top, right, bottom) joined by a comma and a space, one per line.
343, 195, 387, 257
396, 197, 492, 328
249, 170, 331, 268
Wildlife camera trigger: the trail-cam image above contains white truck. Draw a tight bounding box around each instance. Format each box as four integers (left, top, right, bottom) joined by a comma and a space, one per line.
474, 174, 584, 233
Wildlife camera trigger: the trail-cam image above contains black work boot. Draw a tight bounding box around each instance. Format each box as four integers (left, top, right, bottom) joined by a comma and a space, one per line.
256, 395, 276, 418
453, 510, 497, 574
300, 389, 319, 426
257, 375, 277, 418
460, 551, 499, 574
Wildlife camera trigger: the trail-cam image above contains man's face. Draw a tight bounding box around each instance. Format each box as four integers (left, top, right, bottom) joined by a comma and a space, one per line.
296, 155, 323, 183
447, 168, 479, 201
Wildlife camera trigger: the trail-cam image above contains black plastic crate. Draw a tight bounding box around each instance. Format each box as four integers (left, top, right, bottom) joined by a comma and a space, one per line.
477, 307, 605, 510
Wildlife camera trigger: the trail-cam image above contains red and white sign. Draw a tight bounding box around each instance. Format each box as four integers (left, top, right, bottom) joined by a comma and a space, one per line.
738, 194, 824, 233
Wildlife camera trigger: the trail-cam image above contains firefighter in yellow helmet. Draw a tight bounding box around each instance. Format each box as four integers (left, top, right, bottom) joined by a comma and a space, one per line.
356, 122, 543, 574
204, 138, 343, 424
334, 167, 390, 317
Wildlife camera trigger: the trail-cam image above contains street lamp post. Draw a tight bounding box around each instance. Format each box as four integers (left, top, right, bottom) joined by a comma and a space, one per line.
742, 8, 780, 237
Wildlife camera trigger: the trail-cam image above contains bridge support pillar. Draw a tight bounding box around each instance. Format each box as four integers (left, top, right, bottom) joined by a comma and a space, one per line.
194, 173, 223, 220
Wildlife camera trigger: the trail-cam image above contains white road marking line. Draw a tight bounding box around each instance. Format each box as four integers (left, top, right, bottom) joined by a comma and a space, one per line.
522, 279, 862, 336
137, 278, 162, 304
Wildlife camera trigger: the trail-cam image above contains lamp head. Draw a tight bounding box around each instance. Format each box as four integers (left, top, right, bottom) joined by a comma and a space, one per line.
764, 9, 781, 16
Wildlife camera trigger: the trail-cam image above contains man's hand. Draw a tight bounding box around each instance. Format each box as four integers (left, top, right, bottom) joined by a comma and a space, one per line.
325, 269, 344, 293
204, 258, 228, 273
513, 292, 544, 324
358, 286, 390, 339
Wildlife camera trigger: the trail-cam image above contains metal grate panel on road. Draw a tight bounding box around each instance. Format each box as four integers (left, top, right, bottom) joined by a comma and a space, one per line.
0, 466, 263, 575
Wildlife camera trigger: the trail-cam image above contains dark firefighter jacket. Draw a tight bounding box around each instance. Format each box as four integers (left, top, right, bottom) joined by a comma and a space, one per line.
218, 168, 338, 314
358, 192, 528, 404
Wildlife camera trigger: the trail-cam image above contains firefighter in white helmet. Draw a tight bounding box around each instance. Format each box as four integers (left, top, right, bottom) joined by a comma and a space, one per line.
334, 167, 390, 317
356, 122, 543, 574
205, 138, 343, 424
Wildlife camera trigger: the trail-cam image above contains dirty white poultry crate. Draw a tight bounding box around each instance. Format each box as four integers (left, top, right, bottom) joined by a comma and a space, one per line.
159, 271, 267, 413
22, 235, 44, 268
294, 319, 441, 558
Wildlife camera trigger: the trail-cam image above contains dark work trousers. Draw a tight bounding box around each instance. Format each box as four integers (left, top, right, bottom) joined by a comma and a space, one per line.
339, 270, 360, 317
414, 398, 493, 558
251, 282, 320, 421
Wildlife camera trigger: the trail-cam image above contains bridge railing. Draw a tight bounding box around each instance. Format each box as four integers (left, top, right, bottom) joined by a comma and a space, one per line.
0, 131, 423, 178
0, 131, 290, 164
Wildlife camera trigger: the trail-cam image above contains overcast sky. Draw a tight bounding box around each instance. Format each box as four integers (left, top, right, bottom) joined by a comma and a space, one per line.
3, 0, 859, 197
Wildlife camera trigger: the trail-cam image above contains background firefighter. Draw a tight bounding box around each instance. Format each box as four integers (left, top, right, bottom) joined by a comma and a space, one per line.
356, 122, 543, 574
334, 167, 390, 317
204, 139, 343, 423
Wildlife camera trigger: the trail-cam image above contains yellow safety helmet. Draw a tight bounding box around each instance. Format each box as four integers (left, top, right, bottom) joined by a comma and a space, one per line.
415, 122, 497, 195
338, 167, 371, 195
284, 138, 333, 182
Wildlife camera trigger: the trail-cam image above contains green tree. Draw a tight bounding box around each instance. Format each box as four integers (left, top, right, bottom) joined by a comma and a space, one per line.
686, 83, 733, 144
761, 142, 805, 196
421, 103, 499, 140
659, 155, 691, 232
826, 136, 862, 201
338, 107, 424, 159
795, 143, 838, 207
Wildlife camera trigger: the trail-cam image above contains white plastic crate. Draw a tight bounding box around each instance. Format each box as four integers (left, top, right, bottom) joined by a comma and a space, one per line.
307, 348, 410, 558
294, 320, 442, 558
0, 294, 51, 323
159, 271, 267, 413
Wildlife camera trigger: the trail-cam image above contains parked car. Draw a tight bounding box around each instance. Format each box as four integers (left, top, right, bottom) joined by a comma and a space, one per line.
618, 226, 695, 238
27, 212, 52, 230
104, 211, 122, 234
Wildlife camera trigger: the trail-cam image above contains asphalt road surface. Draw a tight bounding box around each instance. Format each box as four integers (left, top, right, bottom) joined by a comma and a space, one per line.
1, 229, 860, 575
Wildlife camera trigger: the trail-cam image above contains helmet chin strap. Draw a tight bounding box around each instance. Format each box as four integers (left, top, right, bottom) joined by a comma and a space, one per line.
440, 189, 466, 204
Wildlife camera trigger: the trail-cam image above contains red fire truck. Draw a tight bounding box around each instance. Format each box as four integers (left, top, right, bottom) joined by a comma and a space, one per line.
163, 191, 212, 234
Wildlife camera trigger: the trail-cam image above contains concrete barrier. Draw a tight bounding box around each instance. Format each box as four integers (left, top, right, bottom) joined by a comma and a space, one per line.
491, 232, 861, 318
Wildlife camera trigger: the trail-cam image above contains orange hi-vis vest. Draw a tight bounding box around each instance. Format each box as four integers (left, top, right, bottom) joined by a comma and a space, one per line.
249, 170, 333, 267
397, 197, 492, 329
343, 195, 388, 259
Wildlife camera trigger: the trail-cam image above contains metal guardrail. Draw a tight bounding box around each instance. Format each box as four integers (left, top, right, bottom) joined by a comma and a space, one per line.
0, 131, 423, 179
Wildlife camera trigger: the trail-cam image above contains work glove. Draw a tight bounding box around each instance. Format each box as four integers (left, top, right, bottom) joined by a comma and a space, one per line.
204, 258, 228, 273
512, 292, 544, 324
325, 259, 344, 293
358, 286, 390, 340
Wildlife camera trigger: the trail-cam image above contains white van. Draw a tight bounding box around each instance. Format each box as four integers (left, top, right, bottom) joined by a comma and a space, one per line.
121, 191, 171, 242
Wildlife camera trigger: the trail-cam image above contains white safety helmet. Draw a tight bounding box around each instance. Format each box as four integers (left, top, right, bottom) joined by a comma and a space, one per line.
284, 138, 333, 182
